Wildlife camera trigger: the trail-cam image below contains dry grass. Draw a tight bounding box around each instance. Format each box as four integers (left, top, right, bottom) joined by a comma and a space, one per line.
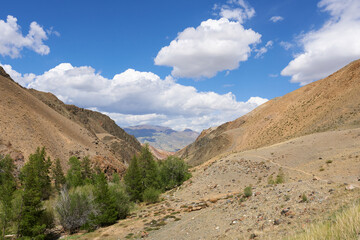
287, 201, 360, 240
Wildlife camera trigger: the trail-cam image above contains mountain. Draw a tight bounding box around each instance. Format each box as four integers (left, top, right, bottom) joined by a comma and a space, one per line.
178, 59, 360, 166
124, 125, 199, 152
124, 125, 198, 152
0, 66, 141, 175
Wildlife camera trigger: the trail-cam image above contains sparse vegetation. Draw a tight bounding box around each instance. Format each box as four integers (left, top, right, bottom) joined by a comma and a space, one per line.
275, 168, 285, 184
288, 202, 360, 240
244, 186, 252, 198
268, 168, 285, 185
326, 160, 333, 164
300, 193, 308, 203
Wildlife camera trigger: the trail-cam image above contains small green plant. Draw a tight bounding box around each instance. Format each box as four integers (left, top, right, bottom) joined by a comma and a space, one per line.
143, 187, 161, 204
326, 160, 333, 164
301, 193, 308, 203
275, 168, 285, 184
319, 167, 325, 171
268, 175, 275, 185
244, 186, 252, 198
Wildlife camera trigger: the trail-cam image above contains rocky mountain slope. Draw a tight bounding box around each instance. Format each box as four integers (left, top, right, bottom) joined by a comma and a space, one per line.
73, 127, 360, 240
178, 59, 360, 166
0, 66, 141, 174
124, 125, 199, 152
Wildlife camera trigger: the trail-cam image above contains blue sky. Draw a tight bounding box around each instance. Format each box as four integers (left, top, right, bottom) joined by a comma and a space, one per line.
1, 0, 360, 131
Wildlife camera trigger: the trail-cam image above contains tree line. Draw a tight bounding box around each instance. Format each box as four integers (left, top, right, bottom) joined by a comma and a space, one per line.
0, 145, 191, 239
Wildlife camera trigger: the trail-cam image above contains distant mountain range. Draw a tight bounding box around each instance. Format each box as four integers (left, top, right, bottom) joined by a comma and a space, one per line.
124, 125, 199, 152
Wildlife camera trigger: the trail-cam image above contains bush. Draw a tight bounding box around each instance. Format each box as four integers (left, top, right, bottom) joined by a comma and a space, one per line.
143, 188, 161, 204
244, 186, 252, 198
55, 186, 98, 233
108, 184, 132, 219
159, 156, 191, 190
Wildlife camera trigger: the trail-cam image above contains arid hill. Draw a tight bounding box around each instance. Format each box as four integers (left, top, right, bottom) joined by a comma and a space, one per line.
0, 66, 141, 174
178, 59, 360, 166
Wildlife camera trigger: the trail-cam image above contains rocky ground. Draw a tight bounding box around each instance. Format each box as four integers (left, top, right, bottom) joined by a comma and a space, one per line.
67, 128, 360, 240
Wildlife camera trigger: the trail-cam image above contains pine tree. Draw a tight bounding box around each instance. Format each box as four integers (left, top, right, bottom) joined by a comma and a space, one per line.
27, 148, 52, 200
18, 148, 51, 239
124, 156, 143, 201
52, 159, 66, 192
111, 172, 120, 184
138, 145, 161, 190
66, 156, 83, 188
81, 156, 93, 184
0, 155, 16, 239
93, 172, 118, 226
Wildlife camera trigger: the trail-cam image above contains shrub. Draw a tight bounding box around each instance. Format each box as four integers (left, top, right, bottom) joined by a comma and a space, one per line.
55, 186, 98, 233
244, 186, 252, 198
275, 168, 285, 184
143, 188, 161, 204
160, 156, 191, 190
268, 175, 275, 185
301, 193, 308, 203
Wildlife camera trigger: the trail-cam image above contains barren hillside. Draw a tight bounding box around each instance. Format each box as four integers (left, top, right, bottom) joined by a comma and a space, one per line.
178, 59, 360, 166
0, 66, 141, 174
72, 127, 360, 240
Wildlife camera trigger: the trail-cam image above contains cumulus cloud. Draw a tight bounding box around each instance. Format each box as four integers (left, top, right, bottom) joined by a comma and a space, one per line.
3, 63, 268, 131
154, 18, 261, 78
0, 15, 50, 58
281, 0, 360, 85
269, 16, 284, 23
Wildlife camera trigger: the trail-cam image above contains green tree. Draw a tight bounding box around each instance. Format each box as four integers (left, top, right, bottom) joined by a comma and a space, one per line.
138, 145, 161, 190
92, 172, 118, 226
18, 148, 52, 239
111, 173, 120, 184
66, 157, 83, 188
52, 159, 66, 192
0, 155, 16, 239
81, 156, 93, 184
124, 156, 143, 201
108, 184, 131, 219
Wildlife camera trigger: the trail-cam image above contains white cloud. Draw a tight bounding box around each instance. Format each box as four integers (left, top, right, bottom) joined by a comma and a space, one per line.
3, 63, 268, 131
268, 73, 278, 78
254, 40, 273, 58
0, 15, 50, 58
219, 0, 255, 23
269, 16, 284, 23
281, 0, 360, 85
279, 41, 293, 50
154, 18, 261, 78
